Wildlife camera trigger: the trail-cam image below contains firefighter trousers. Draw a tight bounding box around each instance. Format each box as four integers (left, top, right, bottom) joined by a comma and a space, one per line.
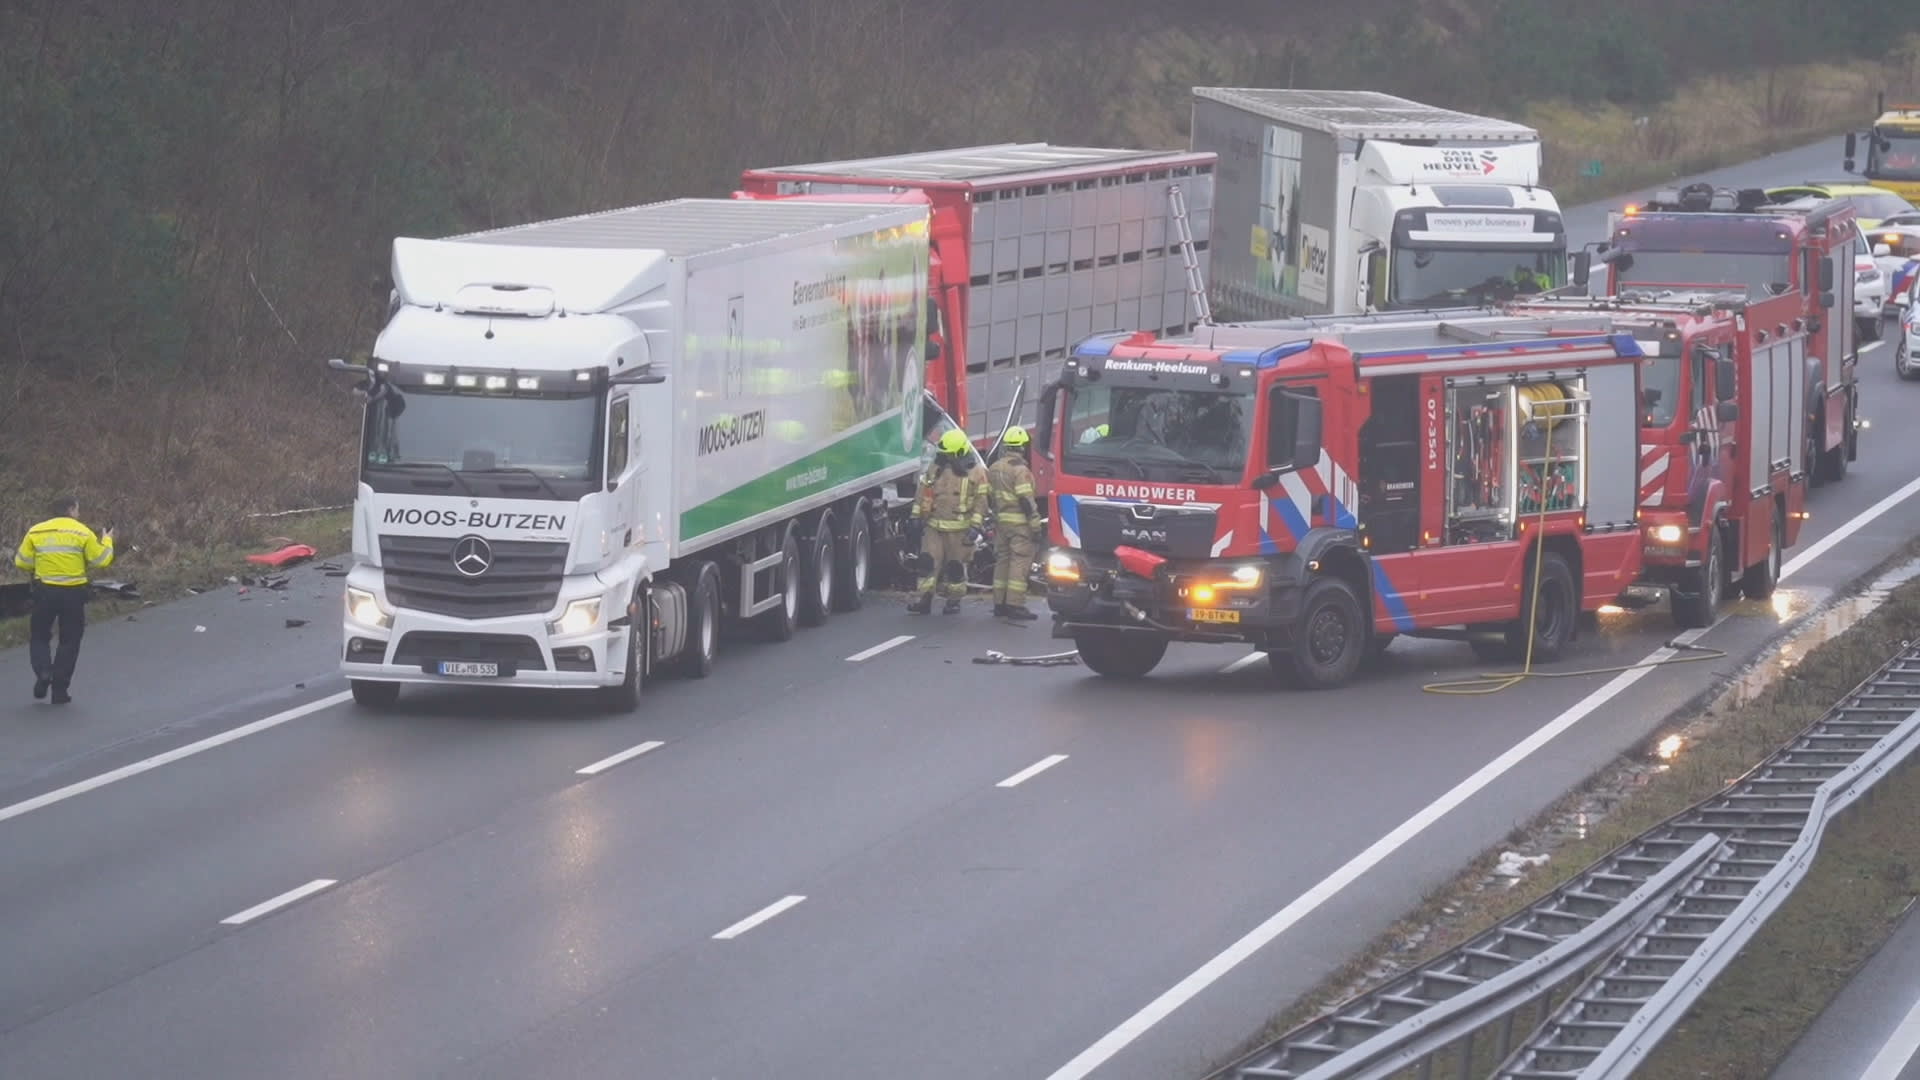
916, 527, 971, 598
993, 525, 1035, 607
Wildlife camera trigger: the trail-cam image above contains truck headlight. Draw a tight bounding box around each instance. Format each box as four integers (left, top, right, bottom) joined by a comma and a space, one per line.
1650, 524, 1684, 544
1045, 551, 1081, 583
345, 587, 391, 629
549, 597, 602, 636
1229, 565, 1262, 587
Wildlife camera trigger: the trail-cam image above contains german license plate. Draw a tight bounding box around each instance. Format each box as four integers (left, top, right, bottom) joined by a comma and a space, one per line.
1188, 607, 1241, 624
438, 661, 500, 677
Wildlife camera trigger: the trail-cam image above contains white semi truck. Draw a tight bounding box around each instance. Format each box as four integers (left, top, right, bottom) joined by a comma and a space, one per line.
1188, 88, 1568, 319
328, 198, 939, 709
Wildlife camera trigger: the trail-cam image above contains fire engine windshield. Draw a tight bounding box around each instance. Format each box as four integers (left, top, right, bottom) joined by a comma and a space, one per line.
362, 384, 603, 499
1390, 246, 1566, 308
1870, 131, 1920, 181
1615, 251, 1790, 299
1063, 384, 1251, 483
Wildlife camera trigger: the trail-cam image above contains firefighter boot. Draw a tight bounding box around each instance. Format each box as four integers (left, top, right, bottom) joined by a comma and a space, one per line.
907, 592, 933, 615
1005, 604, 1038, 622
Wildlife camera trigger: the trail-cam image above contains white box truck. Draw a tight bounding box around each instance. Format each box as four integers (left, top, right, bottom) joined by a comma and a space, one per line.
328, 198, 936, 710
1189, 88, 1568, 319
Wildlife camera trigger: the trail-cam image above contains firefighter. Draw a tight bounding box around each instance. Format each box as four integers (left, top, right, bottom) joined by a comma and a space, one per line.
987, 426, 1040, 621
908, 429, 986, 615
12, 496, 114, 705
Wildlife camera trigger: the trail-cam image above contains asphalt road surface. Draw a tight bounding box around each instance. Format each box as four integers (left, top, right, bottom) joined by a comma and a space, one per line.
3, 135, 1914, 1080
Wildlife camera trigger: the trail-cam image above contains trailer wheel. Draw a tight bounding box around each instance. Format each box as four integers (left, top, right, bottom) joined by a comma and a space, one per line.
1505, 549, 1582, 661
675, 562, 720, 679
1671, 522, 1724, 629
1074, 629, 1168, 679
831, 501, 871, 612
1742, 505, 1785, 601
1271, 577, 1366, 689
798, 513, 834, 628
350, 679, 400, 709
757, 528, 801, 642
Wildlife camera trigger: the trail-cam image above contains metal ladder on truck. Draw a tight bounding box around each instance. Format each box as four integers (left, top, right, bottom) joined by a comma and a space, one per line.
1168, 184, 1213, 327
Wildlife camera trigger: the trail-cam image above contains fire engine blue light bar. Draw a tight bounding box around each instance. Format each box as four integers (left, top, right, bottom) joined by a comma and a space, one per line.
1221, 341, 1313, 368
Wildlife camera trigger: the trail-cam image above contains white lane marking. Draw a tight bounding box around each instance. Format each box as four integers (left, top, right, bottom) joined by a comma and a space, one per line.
0, 690, 353, 826
1220, 652, 1266, 674
1860, 983, 1920, 1079
1780, 474, 1920, 581
846, 635, 914, 662
576, 740, 665, 776
997, 754, 1068, 788
220, 879, 338, 926
1051, 459, 1920, 1077
1047, 627, 1713, 1079
712, 895, 806, 940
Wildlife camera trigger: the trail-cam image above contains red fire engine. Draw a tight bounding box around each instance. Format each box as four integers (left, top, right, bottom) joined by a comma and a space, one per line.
1581, 184, 1863, 488
1510, 292, 1809, 627
1033, 311, 1648, 688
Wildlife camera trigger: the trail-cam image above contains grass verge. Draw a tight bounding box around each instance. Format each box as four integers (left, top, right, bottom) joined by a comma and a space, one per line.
0, 508, 351, 652
1209, 536, 1920, 1076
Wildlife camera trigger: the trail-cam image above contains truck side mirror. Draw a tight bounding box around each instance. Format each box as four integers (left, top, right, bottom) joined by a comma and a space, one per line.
1715, 357, 1737, 402
1571, 251, 1591, 287
1034, 382, 1060, 460
1820, 290, 1836, 309
1716, 401, 1740, 423
1820, 259, 1835, 291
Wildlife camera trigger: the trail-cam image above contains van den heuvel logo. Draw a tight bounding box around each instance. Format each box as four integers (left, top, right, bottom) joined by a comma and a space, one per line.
1421, 149, 1502, 176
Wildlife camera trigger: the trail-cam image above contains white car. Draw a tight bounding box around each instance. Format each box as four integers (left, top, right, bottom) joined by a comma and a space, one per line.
1868, 226, 1920, 312
1895, 301, 1920, 380
1855, 220, 1887, 342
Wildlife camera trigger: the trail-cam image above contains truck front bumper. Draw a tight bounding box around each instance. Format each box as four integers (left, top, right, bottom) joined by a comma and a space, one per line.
1040, 548, 1309, 647
340, 570, 626, 690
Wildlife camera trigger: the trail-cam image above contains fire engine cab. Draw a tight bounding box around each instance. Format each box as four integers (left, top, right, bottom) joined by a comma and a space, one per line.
1580, 183, 1863, 488
1034, 311, 1648, 689
1511, 293, 1809, 627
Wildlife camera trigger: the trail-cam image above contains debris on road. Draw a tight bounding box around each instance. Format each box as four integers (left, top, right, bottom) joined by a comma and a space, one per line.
973, 649, 1080, 667
245, 543, 317, 568
285, 618, 308, 629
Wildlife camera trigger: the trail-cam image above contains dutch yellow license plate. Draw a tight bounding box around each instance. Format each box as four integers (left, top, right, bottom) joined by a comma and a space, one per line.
1189, 607, 1241, 624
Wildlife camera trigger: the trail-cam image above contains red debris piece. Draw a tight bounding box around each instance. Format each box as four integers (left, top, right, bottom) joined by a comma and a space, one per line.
245, 543, 318, 568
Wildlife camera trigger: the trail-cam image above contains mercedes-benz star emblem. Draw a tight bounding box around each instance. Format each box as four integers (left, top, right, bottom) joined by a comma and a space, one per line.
452, 535, 493, 577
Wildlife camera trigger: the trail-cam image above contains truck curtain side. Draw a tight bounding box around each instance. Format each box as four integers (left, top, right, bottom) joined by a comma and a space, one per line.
1190, 88, 1565, 320
330, 198, 931, 711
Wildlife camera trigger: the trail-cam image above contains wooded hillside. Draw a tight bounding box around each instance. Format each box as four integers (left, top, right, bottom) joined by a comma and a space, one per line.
2, 0, 1915, 569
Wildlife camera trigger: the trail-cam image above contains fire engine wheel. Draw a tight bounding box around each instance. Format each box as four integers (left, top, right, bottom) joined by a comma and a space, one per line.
1270, 577, 1367, 690
1507, 551, 1576, 662
1742, 506, 1785, 601
1074, 629, 1168, 679
1672, 522, 1725, 630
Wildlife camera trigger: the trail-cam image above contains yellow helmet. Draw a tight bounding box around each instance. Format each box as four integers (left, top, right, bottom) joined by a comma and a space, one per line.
1002, 425, 1030, 447
938, 428, 970, 455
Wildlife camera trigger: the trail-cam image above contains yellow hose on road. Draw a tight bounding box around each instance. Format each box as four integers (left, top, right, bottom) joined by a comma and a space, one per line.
1421, 385, 1728, 696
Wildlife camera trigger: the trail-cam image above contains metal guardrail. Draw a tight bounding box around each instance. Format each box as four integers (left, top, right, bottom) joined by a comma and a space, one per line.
1218, 642, 1920, 1080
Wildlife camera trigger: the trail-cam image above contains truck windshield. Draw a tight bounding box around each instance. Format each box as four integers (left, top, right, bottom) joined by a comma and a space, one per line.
1390, 246, 1566, 307
1615, 252, 1790, 299
363, 385, 602, 498
1640, 354, 1683, 427
1062, 384, 1251, 483
1869, 130, 1920, 181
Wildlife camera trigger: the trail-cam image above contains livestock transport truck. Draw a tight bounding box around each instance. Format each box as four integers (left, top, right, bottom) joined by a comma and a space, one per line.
327, 198, 934, 709
1189, 88, 1568, 320
1032, 311, 1650, 688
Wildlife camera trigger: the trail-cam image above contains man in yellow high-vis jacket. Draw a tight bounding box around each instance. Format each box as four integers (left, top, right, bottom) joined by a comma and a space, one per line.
13, 497, 114, 704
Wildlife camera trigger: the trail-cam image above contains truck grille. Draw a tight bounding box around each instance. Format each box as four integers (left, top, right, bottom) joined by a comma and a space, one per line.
1072, 501, 1219, 559
378, 534, 567, 619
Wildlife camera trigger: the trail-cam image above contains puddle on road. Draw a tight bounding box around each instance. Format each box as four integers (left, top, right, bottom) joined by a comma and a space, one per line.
1717, 557, 1920, 712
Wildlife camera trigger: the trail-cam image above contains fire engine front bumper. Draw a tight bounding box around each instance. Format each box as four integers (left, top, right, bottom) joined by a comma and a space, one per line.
1040, 548, 1310, 646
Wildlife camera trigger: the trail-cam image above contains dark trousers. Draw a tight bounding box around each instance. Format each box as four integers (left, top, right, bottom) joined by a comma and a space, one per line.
29, 583, 87, 690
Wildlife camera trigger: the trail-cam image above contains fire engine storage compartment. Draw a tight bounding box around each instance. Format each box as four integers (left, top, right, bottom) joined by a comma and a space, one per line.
738, 144, 1216, 441
1439, 377, 1621, 546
